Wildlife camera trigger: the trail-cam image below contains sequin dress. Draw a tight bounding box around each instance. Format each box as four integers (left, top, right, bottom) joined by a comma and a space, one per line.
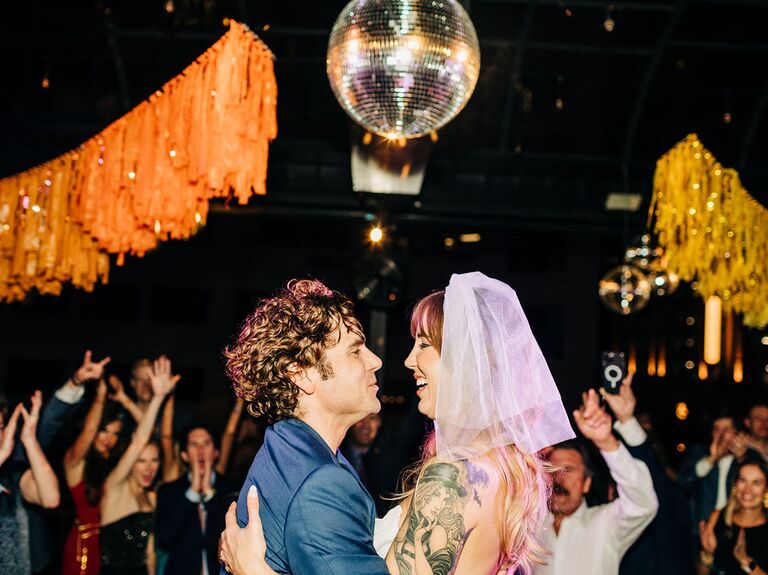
100, 512, 153, 575
0, 462, 30, 575
62, 481, 101, 575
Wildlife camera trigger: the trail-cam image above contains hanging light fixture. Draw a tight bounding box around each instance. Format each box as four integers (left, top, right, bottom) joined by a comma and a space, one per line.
704, 295, 722, 365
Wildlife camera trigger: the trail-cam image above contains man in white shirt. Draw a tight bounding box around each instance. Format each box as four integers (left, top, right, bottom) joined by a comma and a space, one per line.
535, 388, 658, 575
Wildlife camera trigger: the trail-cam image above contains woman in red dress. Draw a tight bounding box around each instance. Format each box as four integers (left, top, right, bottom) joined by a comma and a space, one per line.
61, 352, 141, 575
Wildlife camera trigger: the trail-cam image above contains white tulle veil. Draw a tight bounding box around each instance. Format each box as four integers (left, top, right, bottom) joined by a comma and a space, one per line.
435, 272, 575, 460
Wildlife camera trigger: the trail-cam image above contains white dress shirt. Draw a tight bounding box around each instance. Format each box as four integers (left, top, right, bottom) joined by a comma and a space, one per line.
534, 418, 659, 575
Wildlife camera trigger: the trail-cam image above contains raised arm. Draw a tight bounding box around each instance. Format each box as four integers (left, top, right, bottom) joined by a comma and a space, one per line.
574, 389, 658, 556
104, 356, 179, 491
108, 375, 143, 423
160, 392, 180, 483
64, 379, 108, 472
217, 399, 244, 475
19, 391, 61, 508
34, 350, 111, 455
0, 404, 22, 467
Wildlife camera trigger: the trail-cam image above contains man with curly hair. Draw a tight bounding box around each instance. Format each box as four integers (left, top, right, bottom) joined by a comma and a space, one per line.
222, 279, 389, 575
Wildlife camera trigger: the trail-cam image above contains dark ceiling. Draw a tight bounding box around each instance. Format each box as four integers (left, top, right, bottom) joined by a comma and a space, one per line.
2, 0, 768, 234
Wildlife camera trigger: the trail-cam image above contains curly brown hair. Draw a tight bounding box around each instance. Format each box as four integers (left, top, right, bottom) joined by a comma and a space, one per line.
224, 279, 363, 424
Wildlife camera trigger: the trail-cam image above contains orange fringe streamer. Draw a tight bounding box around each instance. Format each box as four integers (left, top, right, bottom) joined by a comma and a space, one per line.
0, 21, 276, 301
649, 134, 768, 328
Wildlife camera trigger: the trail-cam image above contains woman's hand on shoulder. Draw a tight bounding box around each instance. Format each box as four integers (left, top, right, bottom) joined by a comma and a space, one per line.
220, 486, 276, 575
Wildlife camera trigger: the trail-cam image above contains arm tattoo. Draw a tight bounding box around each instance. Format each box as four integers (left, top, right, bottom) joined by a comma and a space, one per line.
464, 461, 489, 508
392, 462, 473, 575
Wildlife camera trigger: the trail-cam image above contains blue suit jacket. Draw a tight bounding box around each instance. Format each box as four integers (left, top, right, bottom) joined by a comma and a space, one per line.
230, 418, 389, 575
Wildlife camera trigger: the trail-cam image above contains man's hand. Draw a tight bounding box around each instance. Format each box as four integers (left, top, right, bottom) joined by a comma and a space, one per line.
0, 403, 22, 464
201, 456, 214, 499
149, 356, 180, 399
73, 350, 111, 385
599, 372, 636, 423
708, 432, 730, 464
573, 389, 619, 451
20, 391, 42, 445
220, 486, 275, 575
728, 432, 749, 460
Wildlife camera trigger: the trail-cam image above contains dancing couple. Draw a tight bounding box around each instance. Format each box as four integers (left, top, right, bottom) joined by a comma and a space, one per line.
220, 272, 576, 575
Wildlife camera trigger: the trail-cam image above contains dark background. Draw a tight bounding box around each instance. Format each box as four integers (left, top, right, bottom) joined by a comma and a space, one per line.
1, 0, 767, 467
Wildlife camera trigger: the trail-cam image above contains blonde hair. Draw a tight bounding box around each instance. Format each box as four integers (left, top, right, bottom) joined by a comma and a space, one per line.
396, 292, 553, 573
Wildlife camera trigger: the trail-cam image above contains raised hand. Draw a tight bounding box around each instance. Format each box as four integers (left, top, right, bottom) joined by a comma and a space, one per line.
728, 432, 749, 460
708, 431, 730, 463
108, 375, 128, 403
0, 403, 22, 464
149, 356, 180, 399
573, 389, 618, 451
20, 390, 43, 445
73, 350, 112, 385
599, 372, 636, 423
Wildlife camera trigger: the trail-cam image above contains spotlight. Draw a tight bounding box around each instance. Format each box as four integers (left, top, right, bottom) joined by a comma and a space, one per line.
369, 226, 383, 243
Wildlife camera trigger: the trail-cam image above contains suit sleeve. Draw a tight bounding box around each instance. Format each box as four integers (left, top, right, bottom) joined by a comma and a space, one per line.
285, 465, 390, 575
155, 482, 197, 551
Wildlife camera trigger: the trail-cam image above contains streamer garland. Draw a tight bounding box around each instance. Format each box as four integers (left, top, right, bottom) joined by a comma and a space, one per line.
649, 134, 767, 328
0, 21, 277, 302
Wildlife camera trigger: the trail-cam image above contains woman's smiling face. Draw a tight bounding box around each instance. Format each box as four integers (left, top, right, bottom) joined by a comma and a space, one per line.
405, 333, 440, 419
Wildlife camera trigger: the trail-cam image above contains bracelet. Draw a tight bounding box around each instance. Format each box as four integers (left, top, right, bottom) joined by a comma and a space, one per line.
700, 551, 714, 568
741, 559, 756, 574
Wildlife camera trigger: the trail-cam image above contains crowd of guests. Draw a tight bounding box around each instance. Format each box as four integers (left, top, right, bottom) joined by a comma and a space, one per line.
0, 347, 766, 575
0, 351, 246, 575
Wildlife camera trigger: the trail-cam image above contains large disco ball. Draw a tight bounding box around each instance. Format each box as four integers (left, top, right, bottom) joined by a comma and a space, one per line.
327, 0, 481, 139
599, 265, 652, 315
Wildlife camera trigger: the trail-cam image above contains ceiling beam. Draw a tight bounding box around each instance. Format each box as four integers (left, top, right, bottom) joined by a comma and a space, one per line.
738, 77, 768, 170
499, 0, 538, 151
621, 0, 688, 185
100, 7, 131, 111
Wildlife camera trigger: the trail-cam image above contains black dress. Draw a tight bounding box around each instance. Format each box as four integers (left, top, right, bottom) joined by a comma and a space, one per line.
100, 511, 154, 575
712, 513, 768, 575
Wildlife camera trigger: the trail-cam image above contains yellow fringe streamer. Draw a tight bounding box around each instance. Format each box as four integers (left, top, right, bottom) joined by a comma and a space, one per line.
0, 21, 276, 302
649, 134, 768, 328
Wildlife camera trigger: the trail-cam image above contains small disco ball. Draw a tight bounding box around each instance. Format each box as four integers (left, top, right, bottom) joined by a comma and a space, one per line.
599, 265, 652, 315
327, 0, 481, 139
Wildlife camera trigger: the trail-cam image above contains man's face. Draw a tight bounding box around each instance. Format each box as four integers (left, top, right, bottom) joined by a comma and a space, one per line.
549, 448, 592, 517
309, 321, 382, 425
349, 414, 382, 449
712, 417, 736, 443
130, 364, 154, 403
182, 428, 219, 467
746, 406, 768, 441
